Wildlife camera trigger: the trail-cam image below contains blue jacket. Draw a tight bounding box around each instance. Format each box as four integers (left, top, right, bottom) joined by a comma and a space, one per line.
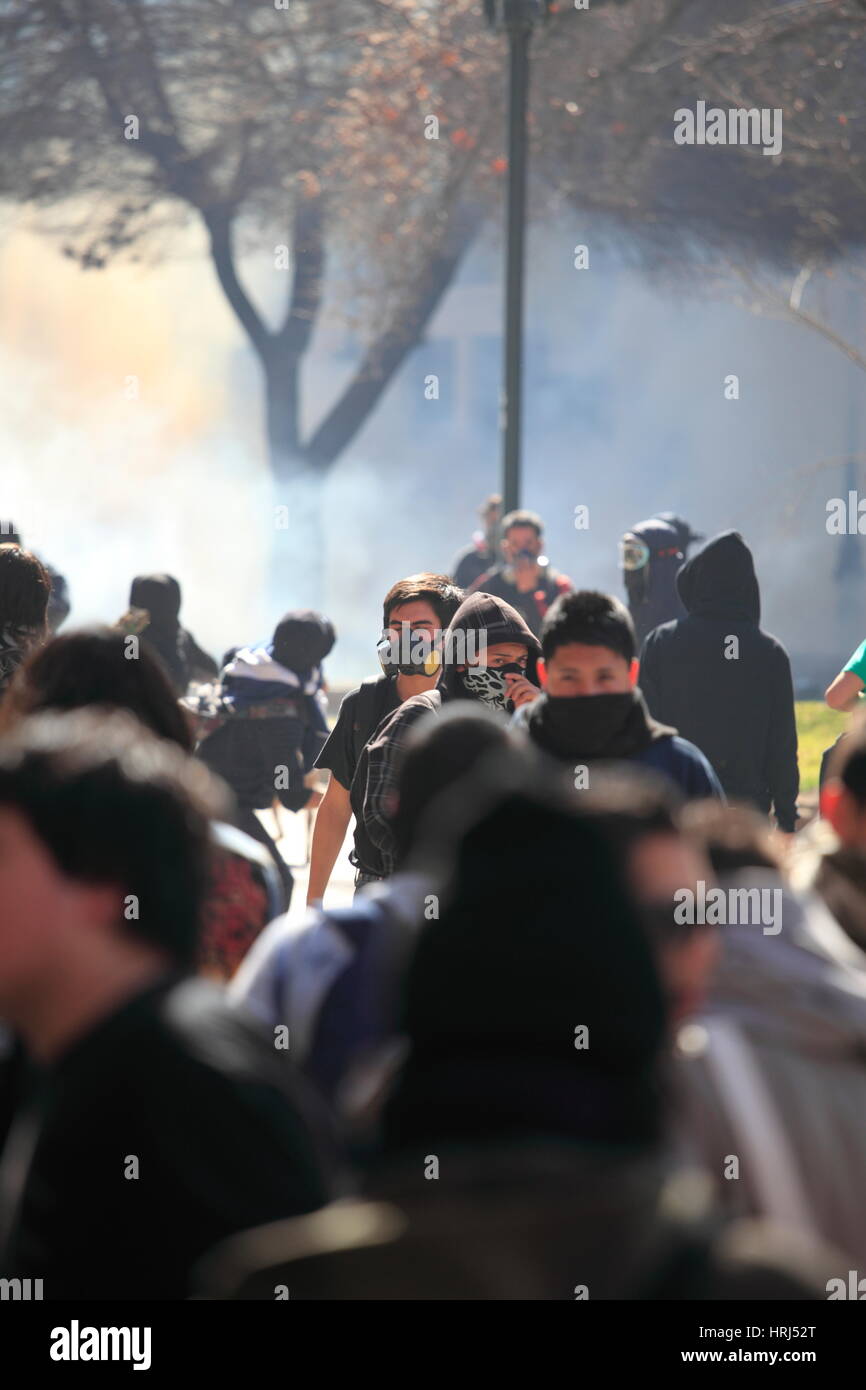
633, 733, 723, 801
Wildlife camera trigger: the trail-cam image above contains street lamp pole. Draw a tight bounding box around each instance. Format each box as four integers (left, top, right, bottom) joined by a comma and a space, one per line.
486, 0, 547, 515
501, 0, 532, 515
486, 0, 628, 512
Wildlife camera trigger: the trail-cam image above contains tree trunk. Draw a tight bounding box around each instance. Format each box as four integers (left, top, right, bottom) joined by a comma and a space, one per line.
263, 356, 326, 610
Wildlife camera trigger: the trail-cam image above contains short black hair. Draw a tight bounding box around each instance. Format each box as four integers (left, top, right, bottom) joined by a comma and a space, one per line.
0, 708, 227, 967
382, 573, 464, 631
541, 590, 636, 664
501, 509, 543, 538
272, 611, 335, 675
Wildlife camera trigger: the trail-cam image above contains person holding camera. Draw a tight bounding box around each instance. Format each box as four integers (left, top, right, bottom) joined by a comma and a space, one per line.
466, 509, 572, 637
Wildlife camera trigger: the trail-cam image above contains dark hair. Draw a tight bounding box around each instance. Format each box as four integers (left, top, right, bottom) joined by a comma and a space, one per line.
0, 627, 194, 750
541, 590, 636, 664
0, 708, 226, 966
0, 546, 51, 631
501, 509, 543, 538
384, 771, 667, 1152
680, 800, 780, 875
382, 573, 464, 631
272, 611, 335, 675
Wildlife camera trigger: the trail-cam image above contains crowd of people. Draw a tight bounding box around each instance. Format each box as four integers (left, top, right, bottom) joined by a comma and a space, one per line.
1, 503, 865, 1302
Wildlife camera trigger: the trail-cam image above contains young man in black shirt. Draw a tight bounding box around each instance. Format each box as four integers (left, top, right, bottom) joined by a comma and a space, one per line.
308, 573, 462, 902
0, 709, 331, 1300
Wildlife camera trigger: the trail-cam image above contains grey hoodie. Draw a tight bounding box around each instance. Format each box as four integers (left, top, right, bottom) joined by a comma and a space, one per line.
675, 867, 866, 1266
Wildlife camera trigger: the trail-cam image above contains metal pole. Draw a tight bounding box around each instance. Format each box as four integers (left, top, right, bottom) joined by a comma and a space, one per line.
501, 1, 531, 515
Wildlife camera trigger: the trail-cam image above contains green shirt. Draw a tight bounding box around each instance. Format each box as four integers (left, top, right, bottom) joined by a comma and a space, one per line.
843, 639, 866, 686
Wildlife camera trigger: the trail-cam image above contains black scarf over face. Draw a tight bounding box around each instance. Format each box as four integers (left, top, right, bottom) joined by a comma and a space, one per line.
525, 688, 676, 763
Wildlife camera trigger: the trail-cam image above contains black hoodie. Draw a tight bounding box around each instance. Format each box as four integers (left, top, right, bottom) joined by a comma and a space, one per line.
639, 533, 798, 829
353, 593, 541, 879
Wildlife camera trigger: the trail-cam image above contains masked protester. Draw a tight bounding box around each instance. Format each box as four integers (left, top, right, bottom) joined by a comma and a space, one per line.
620, 517, 685, 649
514, 590, 722, 801
355, 591, 542, 884
307, 574, 463, 906
467, 509, 572, 638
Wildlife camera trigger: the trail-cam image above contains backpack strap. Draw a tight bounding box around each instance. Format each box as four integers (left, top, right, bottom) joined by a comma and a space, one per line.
351, 677, 394, 772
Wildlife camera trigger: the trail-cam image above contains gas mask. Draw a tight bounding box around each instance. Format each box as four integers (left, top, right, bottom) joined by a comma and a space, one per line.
459, 662, 525, 712
620, 533, 651, 605
377, 626, 442, 679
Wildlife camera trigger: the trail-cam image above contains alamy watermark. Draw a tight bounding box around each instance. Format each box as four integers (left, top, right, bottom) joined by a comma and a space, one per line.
674, 880, 782, 935
378, 625, 487, 672
674, 101, 782, 157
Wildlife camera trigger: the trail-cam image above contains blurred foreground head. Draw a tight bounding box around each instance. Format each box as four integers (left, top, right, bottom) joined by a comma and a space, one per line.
0, 708, 226, 1039
384, 763, 670, 1153
390, 702, 528, 867
0, 626, 193, 749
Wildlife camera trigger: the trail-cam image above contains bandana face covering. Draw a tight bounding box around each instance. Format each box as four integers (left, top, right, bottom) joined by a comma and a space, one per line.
459, 662, 524, 711
527, 689, 673, 761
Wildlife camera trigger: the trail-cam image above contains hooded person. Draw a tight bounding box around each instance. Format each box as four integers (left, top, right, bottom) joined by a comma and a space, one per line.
620, 517, 685, 649
189, 610, 336, 908
639, 532, 799, 831
515, 590, 722, 802
125, 573, 218, 695
354, 591, 541, 884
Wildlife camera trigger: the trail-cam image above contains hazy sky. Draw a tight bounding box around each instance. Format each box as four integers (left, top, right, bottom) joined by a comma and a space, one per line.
2, 215, 863, 689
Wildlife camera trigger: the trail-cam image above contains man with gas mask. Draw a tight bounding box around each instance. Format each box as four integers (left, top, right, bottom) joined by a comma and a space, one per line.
467, 509, 572, 638
621, 516, 692, 649
308, 574, 463, 904
356, 591, 542, 884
